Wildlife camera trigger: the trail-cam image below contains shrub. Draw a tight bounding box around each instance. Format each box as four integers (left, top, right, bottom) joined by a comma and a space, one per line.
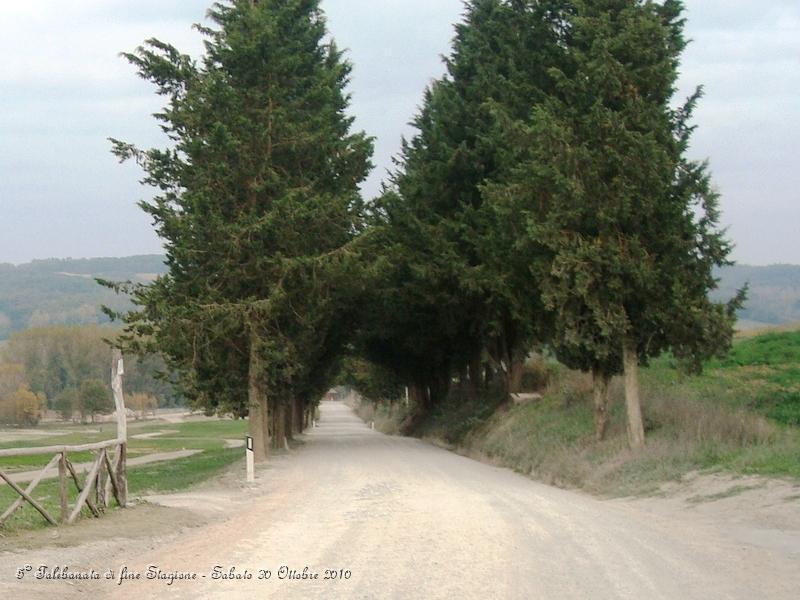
128, 392, 158, 419
54, 387, 80, 422
0, 384, 47, 426
521, 358, 553, 392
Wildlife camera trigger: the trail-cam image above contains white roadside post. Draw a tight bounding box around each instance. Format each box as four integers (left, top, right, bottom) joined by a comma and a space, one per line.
245, 435, 255, 483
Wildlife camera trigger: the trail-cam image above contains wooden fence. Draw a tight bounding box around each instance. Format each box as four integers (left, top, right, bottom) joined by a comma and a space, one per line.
0, 438, 127, 525
0, 349, 128, 527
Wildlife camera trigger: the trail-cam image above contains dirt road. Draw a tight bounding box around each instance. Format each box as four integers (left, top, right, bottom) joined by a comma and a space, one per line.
1, 401, 798, 599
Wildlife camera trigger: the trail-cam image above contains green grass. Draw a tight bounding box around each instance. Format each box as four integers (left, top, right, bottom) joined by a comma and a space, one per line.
700, 330, 800, 426
127, 447, 243, 494
717, 330, 800, 368
0, 419, 247, 534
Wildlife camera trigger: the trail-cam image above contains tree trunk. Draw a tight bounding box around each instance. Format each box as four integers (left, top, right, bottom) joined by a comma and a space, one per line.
458, 364, 469, 396
284, 400, 294, 441
592, 369, 611, 442
468, 353, 482, 399
507, 355, 525, 394
284, 402, 293, 441
248, 337, 269, 461
623, 337, 645, 449
293, 398, 304, 433
428, 372, 450, 409
271, 401, 286, 450
484, 363, 494, 387
409, 384, 423, 410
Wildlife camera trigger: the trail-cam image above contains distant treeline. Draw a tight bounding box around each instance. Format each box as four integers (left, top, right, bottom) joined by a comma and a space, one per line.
712, 265, 800, 326
0, 255, 167, 338
0, 324, 181, 425
1, 255, 795, 341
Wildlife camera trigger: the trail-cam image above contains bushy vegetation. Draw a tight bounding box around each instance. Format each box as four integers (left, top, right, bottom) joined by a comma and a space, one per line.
0, 385, 47, 426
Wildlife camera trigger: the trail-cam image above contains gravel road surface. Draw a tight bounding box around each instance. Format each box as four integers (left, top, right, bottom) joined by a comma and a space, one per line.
1, 401, 798, 599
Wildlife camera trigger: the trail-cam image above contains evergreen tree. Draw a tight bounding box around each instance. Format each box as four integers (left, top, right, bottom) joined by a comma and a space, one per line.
485, 0, 743, 446
368, 0, 569, 406
110, 0, 372, 459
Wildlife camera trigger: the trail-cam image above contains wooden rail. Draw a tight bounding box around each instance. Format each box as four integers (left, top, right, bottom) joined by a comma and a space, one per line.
0, 438, 125, 458
0, 441, 128, 526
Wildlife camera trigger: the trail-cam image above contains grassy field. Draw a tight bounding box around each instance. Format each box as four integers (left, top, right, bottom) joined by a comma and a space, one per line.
359, 326, 800, 497
0, 419, 247, 534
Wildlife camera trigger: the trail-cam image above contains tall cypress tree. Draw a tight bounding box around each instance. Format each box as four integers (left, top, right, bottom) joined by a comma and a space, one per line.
367, 0, 569, 405
486, 0, 743, 447
110, 0, 372, 459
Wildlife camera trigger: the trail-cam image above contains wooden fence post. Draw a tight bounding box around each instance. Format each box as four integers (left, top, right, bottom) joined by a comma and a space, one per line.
96, 449, 107, 510
111, 349, 128, 507
116, 444, 127, 507
59, 453, 68, 523
0, 348, 131, 530
67, 451, 104, 524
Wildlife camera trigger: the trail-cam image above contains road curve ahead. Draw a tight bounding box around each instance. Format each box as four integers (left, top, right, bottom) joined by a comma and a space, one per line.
4, 401, 799, 599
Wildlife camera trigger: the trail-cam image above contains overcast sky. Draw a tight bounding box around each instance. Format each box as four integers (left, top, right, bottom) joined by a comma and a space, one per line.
0, 0, 798, 266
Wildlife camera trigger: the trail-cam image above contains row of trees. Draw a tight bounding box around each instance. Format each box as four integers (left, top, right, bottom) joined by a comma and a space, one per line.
112, 0, 741, 455
52, 380, 115, 424
348, 0, 742, 447
0, 325, 177, 424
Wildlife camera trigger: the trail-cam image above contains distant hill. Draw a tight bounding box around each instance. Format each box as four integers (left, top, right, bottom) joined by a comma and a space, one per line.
0, 255, 166, 339
713, 264, 800, 328
1, 256, 798, 339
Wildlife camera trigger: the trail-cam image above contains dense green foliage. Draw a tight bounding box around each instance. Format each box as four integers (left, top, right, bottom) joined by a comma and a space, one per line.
0, 256, 790, 344
356, 0, 574, 409
110, 0, 372, 452
0, 255, 792, 344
